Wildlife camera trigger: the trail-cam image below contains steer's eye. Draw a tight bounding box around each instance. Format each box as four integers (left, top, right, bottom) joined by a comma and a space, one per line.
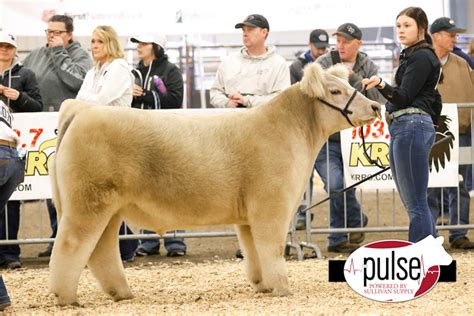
330, 89, 342, 95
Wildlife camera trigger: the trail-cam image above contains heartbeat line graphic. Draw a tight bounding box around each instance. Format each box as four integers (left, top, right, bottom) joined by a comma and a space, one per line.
344, 258, 363, 275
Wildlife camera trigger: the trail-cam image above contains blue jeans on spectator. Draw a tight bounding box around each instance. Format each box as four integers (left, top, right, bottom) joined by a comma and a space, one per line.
0, 201, 20, 262
314, 141, 365, 248
427, 133, 471, 244
119, 223, 139, 261
389, 114, 436, 243
0, 146, 24, 264
460, 132, 472, 191
0, 275, 10, 308
46, 199, 58, 239
138, 229, 186, 254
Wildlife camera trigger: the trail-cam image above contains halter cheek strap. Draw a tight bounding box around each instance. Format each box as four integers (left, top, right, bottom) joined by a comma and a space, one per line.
317, 89, 358, 127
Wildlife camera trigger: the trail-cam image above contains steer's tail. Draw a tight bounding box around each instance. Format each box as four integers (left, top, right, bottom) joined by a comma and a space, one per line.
49, 99, 91, 220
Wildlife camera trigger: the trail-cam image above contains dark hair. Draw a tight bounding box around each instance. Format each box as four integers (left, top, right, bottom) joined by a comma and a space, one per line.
48, 15, 74, 33
152, 43, 164, 59
397, 6, 432, 45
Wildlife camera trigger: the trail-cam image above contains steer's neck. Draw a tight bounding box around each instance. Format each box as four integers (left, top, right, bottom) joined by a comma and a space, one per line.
258, 85, 326, 158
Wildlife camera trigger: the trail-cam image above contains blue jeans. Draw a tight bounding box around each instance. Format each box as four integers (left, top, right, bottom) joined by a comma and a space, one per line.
0, 275, 10, 306
389, 114, 436, 243
138, 229, 186, 254
314, 141, 365, 247
0, 146, 24, 263
0, 201, 20, 262
461, 132, 472, 191
119, 223, 139, 260
427, 133, 471, 243
0, 146, 23, 208
46, 199, 58, 239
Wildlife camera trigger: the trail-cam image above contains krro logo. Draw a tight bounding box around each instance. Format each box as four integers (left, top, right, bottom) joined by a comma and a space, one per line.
344, 236, 452, 302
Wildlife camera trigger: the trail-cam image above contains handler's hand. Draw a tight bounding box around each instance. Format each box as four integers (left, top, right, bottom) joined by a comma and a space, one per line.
362, 75, 382, 90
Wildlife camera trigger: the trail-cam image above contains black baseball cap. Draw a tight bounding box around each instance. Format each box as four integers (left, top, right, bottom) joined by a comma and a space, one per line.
332, 22, 362, 40
309, 29, 329, 48
430, 17, 466, 34
235, 14, 270, 31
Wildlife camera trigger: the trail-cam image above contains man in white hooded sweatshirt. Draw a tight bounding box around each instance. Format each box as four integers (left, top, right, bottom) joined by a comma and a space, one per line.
210, 15, 290, 258
210, 14, 290, 108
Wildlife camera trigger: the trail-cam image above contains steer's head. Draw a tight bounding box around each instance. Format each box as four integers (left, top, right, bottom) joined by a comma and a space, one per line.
300, 63, 381, 131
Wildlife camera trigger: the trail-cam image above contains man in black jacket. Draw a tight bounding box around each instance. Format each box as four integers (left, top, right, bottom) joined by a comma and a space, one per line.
289, 29, 329, 84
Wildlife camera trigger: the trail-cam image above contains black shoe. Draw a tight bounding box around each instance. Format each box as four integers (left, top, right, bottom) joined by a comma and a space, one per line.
135, 247, 160, 257
122, 256, 135, 264
5, 260, 21, 270
349, 215, 368, 244
0, 302, 11, 311
328, 241, 359, 253
167, 250, 186, 257
38, 246, 52, 257
295, 213, 314, 230
450, 237, 474, 249
235, 249, 244, 259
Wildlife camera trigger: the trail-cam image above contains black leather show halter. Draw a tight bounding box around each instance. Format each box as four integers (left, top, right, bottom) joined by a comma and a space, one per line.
317, 88, 358, 127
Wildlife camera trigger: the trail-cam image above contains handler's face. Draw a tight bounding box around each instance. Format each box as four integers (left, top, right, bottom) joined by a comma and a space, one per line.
396, 15, 419, 47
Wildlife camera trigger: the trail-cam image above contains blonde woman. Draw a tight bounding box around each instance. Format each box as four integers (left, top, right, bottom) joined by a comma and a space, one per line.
76, 25, 137, 262
76, 25, 133, 107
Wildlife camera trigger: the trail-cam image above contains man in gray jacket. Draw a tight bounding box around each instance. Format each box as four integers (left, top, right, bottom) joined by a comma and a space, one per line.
315, 23, 384, 253
23, 15, 92, 257
23, 15, 92, 111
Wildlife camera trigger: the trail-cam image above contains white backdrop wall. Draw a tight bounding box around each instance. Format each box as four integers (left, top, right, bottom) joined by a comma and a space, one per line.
1, 0, 446, 37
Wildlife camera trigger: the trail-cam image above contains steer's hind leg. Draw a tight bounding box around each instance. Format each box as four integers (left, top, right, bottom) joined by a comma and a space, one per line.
87, 214, 133, 301
49, 211, 112, 306
235, 224, 269, 293
251, 223, 291, 296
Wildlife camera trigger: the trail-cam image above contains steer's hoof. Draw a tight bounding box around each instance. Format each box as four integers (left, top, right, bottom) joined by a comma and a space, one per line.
54, 296, 80, 307
252, 281, 271, 293
110, 290, 134, 302
271, 287, 291, 297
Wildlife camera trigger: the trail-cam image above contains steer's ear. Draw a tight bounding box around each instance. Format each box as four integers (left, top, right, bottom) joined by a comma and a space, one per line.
300, 62, 326, 99
327, 64, 349, 80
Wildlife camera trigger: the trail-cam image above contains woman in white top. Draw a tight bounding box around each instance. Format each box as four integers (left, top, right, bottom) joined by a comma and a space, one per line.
76, 25, 137, 261
76, 25, 133, 107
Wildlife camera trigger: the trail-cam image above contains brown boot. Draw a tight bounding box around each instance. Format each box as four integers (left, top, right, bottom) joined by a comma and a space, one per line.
349, 216, 368, 244
327, 241, 359, 253
450, 237, 474, 249
349, 232, 365, 244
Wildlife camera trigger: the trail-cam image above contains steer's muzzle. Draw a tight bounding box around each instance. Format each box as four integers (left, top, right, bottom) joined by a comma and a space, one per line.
372, 103, 382, 120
